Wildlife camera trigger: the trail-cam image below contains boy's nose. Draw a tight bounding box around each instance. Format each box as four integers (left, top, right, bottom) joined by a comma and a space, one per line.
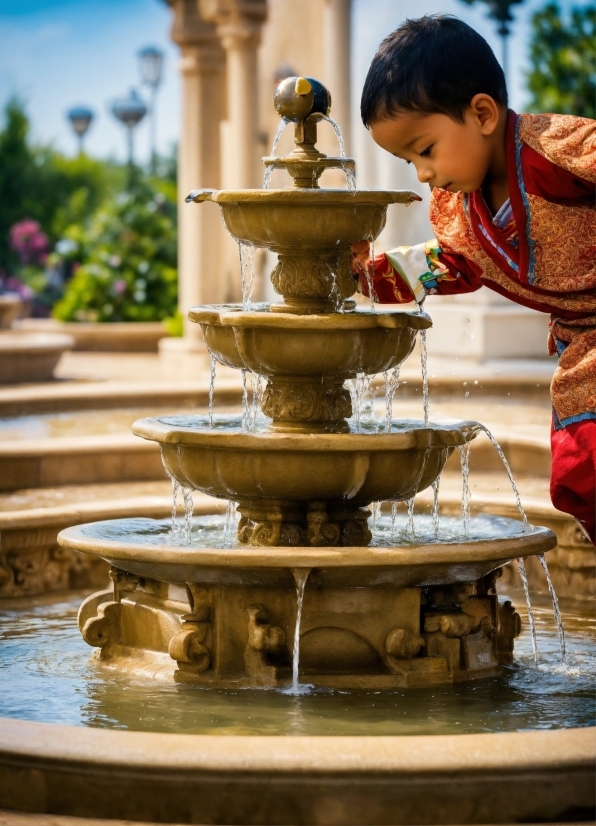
417, 166, 434, 184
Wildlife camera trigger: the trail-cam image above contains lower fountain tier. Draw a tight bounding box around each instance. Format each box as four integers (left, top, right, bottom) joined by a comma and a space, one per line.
189, 306, 430, 430
132, 416, 481, 546
58, 515, 557, 689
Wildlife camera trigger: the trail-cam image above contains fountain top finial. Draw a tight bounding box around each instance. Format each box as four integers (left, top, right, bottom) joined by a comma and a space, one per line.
274, 76, 331, 123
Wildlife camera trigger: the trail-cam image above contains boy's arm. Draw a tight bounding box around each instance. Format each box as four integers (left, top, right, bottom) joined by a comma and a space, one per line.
354, 240, 483, 304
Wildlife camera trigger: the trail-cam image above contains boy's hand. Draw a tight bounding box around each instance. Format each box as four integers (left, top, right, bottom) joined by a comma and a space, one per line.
350, 240, 371, 278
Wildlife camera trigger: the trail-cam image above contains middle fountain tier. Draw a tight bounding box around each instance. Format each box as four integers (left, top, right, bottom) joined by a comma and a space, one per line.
133, 75, 475, 548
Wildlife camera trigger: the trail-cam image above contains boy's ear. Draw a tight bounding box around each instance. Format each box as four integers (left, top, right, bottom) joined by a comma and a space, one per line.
468, 94, 500, 135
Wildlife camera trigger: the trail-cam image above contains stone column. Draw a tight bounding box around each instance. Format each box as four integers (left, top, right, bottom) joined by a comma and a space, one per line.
323, 0, 352, 154
163, 0, 226, 356
201, 0, 268, 190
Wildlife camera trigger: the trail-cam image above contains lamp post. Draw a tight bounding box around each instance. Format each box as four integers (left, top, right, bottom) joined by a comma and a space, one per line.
138, 46, 164, 173
66, 106, 94, 155
458, 0, 525, 80
111, 89, 147, 181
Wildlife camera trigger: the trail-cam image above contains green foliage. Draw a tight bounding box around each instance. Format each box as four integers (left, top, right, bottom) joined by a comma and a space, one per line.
527, 2, 596, 118
52, 181, 178, 323
0, 97, 124, 273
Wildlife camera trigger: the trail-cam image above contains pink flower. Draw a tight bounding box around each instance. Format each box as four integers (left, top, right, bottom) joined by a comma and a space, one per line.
111, 279, 127, 296
9, 219, 49, 266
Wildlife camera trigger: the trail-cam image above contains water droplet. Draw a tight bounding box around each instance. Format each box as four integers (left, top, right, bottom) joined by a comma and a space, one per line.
463, 381, 468, 386
464, 391, 469, 397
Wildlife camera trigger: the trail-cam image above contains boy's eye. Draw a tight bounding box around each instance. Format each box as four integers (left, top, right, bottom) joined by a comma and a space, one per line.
419, 145, 433, 157
405, 160, 411, 165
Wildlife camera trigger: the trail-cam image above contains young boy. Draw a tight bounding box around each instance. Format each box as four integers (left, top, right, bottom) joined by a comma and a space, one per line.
351, 15, 596, 543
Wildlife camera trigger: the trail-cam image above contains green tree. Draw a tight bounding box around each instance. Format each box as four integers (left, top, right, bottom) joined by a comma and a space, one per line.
527, 2, 596, 118
0, 97, 125, 273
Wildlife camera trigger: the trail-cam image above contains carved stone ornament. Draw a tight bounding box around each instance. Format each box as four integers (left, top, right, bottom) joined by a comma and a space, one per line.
236, 500, 372, 548
244, 604, 289, 685
81, 601, 122, 648
262, 377, 352, 430
270, 251, 355, 312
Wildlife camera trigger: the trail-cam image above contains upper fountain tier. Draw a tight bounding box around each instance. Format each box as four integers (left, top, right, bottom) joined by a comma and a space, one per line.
187, 75, 421, 316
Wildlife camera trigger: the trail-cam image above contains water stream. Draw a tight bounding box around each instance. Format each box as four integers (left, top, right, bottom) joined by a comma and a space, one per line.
181, 487, 194, 545
538, 553, 566, 659
458, 442, 472, 539
431, 477, 441, 539
383, 366, 400, 432
477, 425, 530, 530
263, 117, 290, 189
224, 501, 238, 547
319, 115, 356, 191
291, 569, 310, 692
407, 497, 416, 539
208, 353, 217, 428
517, 557, 538, 663
420, 329, 429, 426
238, 241, 255, 310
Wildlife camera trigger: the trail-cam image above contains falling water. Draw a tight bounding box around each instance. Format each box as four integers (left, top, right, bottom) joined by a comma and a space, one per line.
241, 369, 249, 432
170, 477, 180, 535
383, 366, 400, 432
407, 497, 416, 538
458, 443, 471, 539
263, 117, 290, 189
538, 553, 566, 659
477, 425, 530, 530
238, 241, 255, 310
224, 501, 238, 547
319, 114, 356, 191
291, 569, 310, 691
420, 329, 429, 426
181, 487, 194, 544
363, 234, 377, 313
208, 353, 217, 428
431, 476, 441, 539
371, 501, 381, 533
391, 501, 398, 537
347, 373, 375, 431
517, 556, 538, 663
246, 372, 264, 432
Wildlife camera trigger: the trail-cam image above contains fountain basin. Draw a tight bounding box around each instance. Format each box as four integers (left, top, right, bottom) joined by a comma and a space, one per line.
133, 416, 480, 545
189, 305, 430, 378
0, 331, 74, 383
58, 514, 556, 689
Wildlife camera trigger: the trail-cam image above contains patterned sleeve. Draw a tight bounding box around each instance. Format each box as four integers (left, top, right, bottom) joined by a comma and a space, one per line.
359, 240, 483, 304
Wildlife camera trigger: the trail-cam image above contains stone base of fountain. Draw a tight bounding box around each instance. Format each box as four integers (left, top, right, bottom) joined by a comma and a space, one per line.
60, 515, 556, 690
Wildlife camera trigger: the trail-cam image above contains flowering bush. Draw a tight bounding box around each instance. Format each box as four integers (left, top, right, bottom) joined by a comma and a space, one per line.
9, 219, 48, 266
52, 181, 178, 323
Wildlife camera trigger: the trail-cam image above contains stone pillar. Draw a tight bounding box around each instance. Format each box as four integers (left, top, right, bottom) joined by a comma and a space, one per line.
163, 0, 226, 357
201, 0, 268, 190
323, 0, 352, 154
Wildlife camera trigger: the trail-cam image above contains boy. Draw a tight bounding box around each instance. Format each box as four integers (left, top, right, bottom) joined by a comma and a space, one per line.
351, 15, 596, 543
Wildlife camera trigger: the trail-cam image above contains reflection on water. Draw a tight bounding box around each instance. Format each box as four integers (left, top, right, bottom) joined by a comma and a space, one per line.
0, 590, 594, 736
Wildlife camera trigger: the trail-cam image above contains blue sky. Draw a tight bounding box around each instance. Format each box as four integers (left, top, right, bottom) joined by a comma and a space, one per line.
0, 0, 585, 163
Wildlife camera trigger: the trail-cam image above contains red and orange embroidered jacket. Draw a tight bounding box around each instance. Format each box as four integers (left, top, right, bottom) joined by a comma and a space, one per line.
361, 111, 596, 430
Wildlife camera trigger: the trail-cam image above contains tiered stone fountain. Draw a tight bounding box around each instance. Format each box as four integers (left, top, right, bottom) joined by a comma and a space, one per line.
59, 77, 556, 690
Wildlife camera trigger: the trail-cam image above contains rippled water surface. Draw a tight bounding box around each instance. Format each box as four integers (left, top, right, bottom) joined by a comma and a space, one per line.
0, 590, 594, 735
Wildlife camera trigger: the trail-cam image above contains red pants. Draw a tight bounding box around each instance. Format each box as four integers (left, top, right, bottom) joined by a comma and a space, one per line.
550, 420, 596, 545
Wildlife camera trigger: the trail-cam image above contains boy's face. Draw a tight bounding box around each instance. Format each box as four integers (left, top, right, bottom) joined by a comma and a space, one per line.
369, 97, 502, 194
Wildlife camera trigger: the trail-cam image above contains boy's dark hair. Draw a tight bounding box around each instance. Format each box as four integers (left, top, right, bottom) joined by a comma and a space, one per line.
361, 15, 508, 126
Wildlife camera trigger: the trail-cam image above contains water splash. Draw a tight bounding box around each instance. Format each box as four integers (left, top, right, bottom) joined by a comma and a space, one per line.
208, 353, 217, 428
238, 241, 255, 310
383, 366, 400, 432
420, 329, 429, 426
407, 497, 416, 538
458, 443, 471, 539
431, 476, 441, 539
477, 425, 530, 530
224, 501, 238, 547
291, 569, 310, 692
181, 487, 194, 544
538, 553, 566, 659
263, 117, 290, 189
347, 373, 375, 431
517, 556, 538, 663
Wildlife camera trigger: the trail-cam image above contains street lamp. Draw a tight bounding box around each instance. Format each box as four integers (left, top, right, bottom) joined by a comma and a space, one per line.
66, 106, 94, 155
458, 0, 525, 80
111, 89, 147, 174
138, 46, 164, 173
